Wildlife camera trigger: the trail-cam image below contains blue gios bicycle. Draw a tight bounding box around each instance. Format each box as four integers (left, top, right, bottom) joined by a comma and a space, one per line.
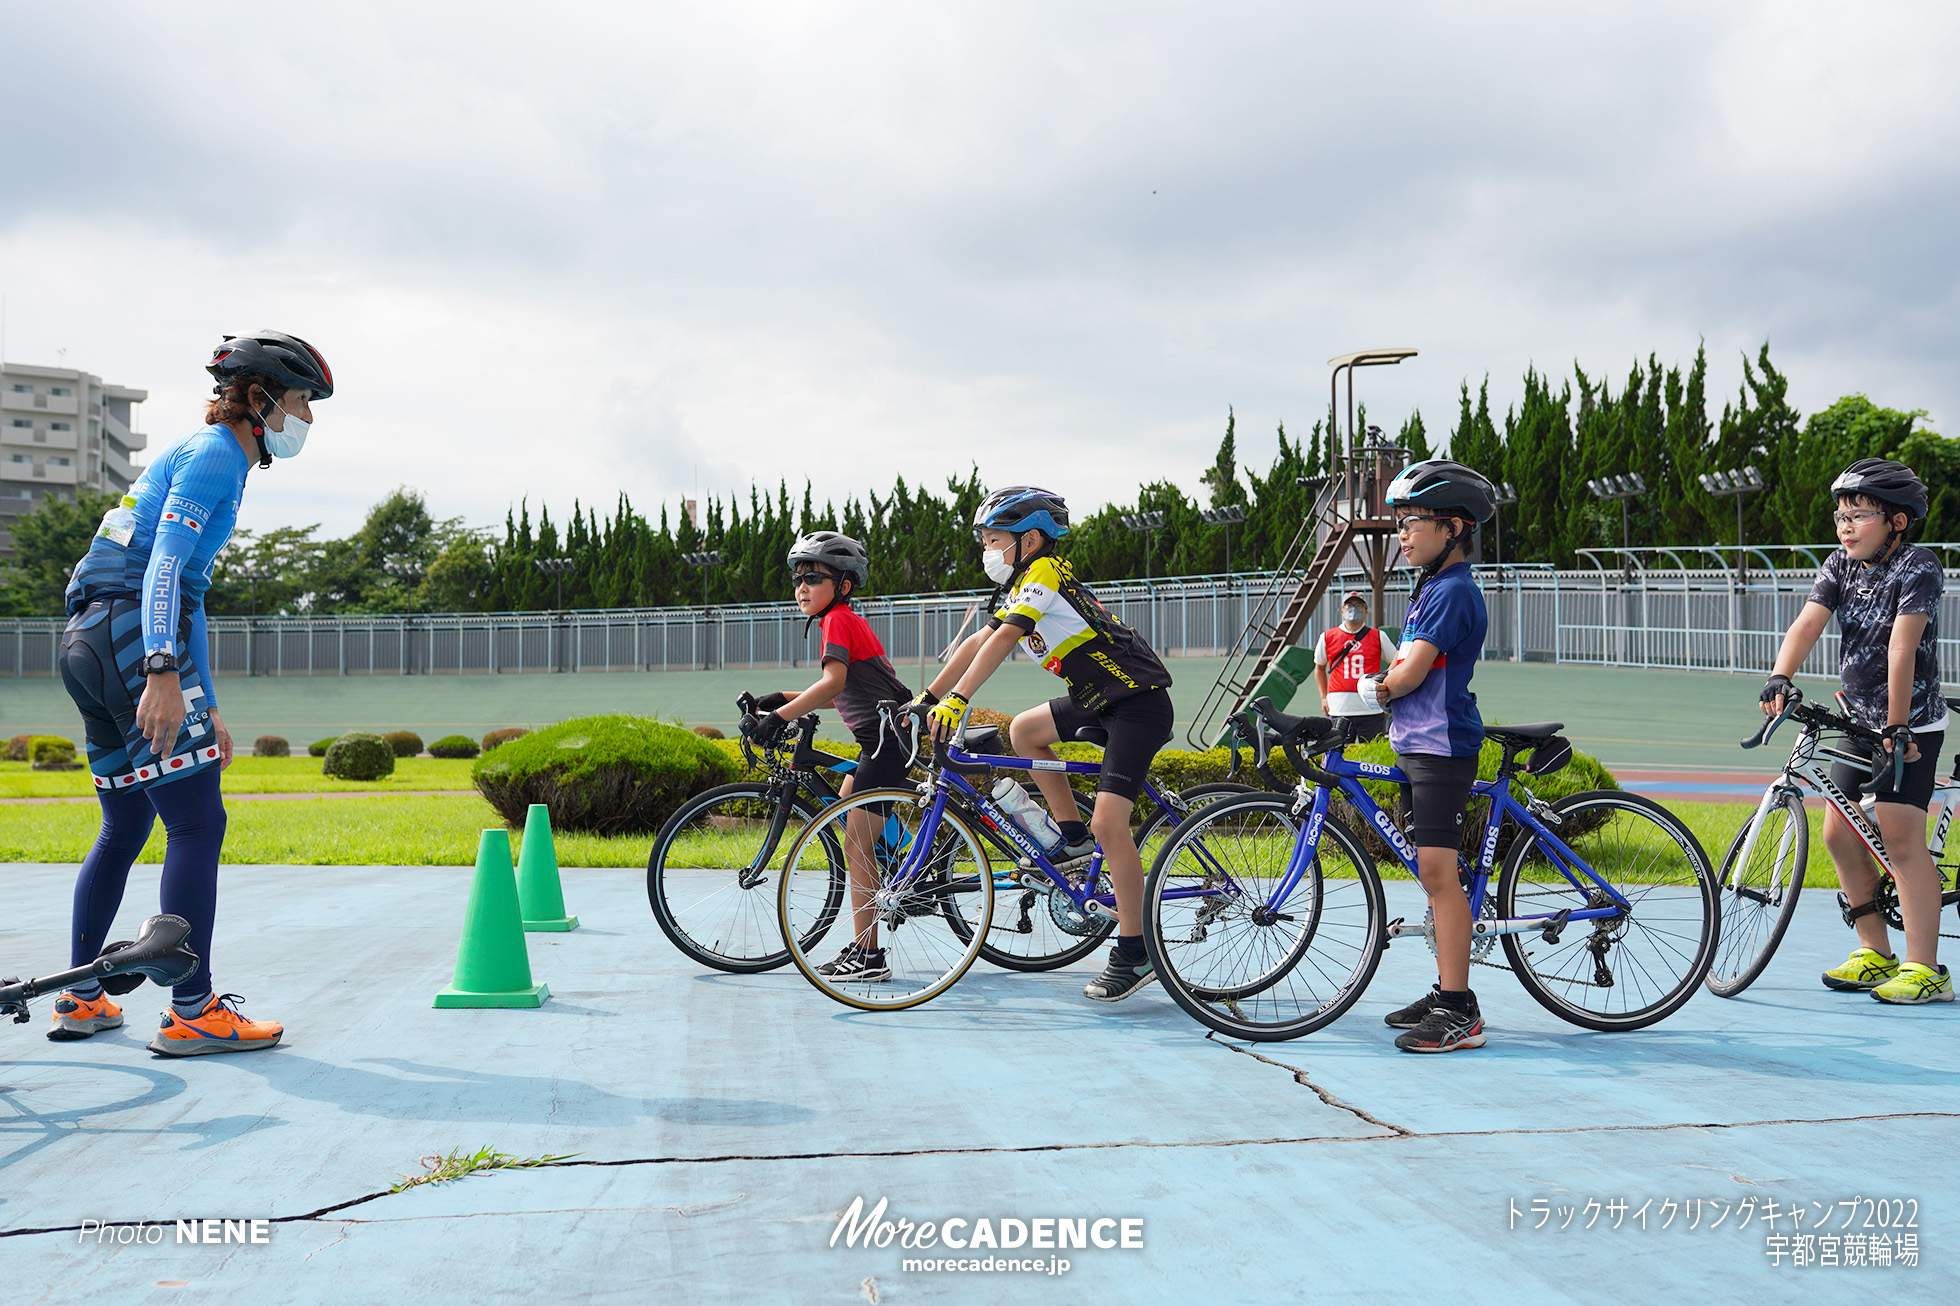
774, 704, 1224, 1010
1142, 700, 1720, 1041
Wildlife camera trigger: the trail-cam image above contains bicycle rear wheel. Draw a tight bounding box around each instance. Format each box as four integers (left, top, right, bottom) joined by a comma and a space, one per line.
1144, 791, 1387, 1042
779, 788, 994, 1010
979, 789, 1111, 971
647, 782, 842, 973
1706, 791, 1808, 998
1498, 790, 1718, 1031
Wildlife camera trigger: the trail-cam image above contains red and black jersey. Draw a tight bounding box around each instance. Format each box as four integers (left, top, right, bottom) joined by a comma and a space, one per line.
821, 605, 910, 741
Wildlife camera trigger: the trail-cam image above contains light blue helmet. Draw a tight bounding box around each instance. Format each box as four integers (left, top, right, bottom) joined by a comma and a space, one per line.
972, 486, 1070, 542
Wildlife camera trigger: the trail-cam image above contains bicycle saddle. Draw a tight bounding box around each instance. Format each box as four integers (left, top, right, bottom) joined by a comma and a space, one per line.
1484, 722, 1564, 744
1248, 698, 1334, 745
961, 725, 1002, 753
1073, 726, 1109, 747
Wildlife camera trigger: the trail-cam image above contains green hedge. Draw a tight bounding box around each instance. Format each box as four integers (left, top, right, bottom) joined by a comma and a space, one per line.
308, 736, 338, 757
323, 731, 396, 781
472, 715, 738, 836
429, 734, 481, 759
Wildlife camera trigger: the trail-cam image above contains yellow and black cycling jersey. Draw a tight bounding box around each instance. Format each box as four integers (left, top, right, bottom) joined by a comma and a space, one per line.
988, 556, 1172, 711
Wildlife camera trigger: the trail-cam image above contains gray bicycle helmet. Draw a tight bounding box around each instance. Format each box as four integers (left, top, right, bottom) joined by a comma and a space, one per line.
1831, 458, 1927, 523
207, 331, 334, 401
786, 531, 870, 590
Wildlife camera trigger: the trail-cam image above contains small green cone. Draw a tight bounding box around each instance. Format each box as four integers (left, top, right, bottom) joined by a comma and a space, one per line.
517, 803, 579, 932
434, 828, 549, 1008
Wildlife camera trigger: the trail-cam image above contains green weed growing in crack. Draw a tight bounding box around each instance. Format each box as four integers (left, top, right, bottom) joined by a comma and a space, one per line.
389, 1146, 579, 1194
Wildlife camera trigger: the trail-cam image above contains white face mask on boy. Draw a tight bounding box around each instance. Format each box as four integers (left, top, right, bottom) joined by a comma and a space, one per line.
982, 548, 1015, 584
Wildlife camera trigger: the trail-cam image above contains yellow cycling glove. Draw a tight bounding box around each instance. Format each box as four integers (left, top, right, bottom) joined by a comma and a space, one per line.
928, 691, 969, 736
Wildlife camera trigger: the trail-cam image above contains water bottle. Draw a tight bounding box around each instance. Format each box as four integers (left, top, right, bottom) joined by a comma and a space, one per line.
96, 495, 137, 547
991, 777, 1065, 854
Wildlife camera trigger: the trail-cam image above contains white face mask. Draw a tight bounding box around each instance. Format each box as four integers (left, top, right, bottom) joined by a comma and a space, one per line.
262, 400, 310, 459
982, 548, 1015, 584
1343, 606, 1365, 625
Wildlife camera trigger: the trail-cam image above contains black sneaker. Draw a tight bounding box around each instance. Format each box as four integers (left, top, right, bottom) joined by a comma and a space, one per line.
1082, 949, 1156, 1002
815, 944, 891, 981
1384, 985, 1445, 1029
1393, 996, 1486, 1053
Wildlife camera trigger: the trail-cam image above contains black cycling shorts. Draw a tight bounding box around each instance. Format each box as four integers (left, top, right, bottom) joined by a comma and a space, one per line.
1046, 688, 1175, 803
1397, 752, 1481, 849
1830, 730, 1946, 812
848, 728, 914, 792
59, 596, 222, 792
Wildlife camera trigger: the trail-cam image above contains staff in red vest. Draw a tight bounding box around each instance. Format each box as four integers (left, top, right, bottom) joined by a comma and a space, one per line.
1313, 590, 1398, 741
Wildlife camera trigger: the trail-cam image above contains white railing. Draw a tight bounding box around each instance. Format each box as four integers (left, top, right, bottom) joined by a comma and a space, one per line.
3, 562, 1957, 684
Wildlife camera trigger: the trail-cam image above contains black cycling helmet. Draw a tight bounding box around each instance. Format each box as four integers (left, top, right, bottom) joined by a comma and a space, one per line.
1384, 459, 1498, 524
786, 531, 869, 590
1831, 458, 1926, 524
972, 486, 1070, 542
207, 331, 334, 401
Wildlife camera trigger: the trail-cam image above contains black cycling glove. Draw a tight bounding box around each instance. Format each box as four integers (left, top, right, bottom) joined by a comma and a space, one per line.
751, 712, 791, 749
1759, 674, 1793, 706
755, 691, 792, 713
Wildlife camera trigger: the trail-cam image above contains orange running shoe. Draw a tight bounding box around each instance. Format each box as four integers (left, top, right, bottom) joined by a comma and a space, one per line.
147, 993, 283, 1056
48, 991, 124, 1041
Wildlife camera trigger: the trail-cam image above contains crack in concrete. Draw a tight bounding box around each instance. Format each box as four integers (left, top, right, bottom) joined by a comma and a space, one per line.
1206, 1033, 1415, 1136
7, 1110, 1957, 1240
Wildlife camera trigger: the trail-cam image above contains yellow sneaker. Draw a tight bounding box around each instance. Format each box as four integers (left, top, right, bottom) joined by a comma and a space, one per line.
1822, 948, 1899, 992
1871, 963, 1955, 1005
146, 993, 283, 1056
47, 991, 124, 1041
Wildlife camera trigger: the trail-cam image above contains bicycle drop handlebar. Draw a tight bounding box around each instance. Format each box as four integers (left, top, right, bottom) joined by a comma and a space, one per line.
1741, 684, 1903, 791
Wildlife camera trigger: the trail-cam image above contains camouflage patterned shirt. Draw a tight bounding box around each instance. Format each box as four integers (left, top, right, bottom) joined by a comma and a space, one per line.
1806, 543, 1947, 732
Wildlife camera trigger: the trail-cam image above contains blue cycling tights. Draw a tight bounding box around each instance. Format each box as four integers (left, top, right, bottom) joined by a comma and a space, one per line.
70, 763, 225, 1002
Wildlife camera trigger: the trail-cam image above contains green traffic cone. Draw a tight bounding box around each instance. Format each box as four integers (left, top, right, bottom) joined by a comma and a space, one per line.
434, 828, 549, 1008
517, 803, 579, 932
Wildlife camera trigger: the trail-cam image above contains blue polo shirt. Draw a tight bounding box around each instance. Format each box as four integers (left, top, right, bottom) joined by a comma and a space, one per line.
1388, 561, 1487, 758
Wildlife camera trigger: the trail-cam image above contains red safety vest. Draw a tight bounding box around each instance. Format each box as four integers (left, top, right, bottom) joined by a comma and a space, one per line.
1321, 626, 1386, 693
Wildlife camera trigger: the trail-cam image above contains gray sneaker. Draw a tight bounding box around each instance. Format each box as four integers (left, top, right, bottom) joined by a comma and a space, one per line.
1083, 950, 1156, 1002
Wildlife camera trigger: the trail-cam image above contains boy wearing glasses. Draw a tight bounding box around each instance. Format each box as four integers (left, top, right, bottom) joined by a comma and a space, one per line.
1760, 459, 1950, 1004
1357, 459, 1498, 1051
750, 532, 912, 981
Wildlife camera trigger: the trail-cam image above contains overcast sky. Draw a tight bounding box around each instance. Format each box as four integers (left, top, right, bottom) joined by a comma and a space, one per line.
3, 2, 1956, 541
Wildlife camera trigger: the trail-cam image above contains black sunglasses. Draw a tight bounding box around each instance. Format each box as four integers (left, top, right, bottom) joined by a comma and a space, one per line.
792, 571, 836, 588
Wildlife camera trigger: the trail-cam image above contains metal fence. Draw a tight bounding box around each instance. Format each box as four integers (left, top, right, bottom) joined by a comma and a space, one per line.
4, 564, 1957, 684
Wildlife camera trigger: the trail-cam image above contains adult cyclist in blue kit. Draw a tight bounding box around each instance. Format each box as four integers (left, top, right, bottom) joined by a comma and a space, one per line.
48, 332, 333, 1055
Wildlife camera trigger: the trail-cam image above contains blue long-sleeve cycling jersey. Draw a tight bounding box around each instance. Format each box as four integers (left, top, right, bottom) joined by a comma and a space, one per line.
66, 425, 249, 677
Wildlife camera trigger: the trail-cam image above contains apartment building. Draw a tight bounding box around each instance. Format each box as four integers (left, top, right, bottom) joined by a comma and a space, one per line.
0, 362, 147, 558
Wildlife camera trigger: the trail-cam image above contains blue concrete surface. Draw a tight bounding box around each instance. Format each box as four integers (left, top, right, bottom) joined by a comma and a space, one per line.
2, 864, 1953, 1303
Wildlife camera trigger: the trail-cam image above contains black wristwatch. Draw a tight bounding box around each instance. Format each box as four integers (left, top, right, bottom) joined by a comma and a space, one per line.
140, 651, 179, 677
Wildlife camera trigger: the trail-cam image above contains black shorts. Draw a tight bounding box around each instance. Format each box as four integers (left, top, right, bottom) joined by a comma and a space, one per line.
1047, 688, 1175, 803
1397, 753, 1481, 849
1830, 730, 1946, 811
849, 728, 914, 792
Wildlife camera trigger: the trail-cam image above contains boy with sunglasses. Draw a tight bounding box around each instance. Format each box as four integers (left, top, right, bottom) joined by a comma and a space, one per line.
748, 531, 912, 981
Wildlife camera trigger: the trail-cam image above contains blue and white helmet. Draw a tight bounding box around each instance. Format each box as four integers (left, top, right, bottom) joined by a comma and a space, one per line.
1384, 459, 1498, 524
972, 486, 1070, 542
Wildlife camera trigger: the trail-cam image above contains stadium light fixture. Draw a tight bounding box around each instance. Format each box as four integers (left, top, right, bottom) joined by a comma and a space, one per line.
1697, 465, 1766, 579
1200, 503, 1247, 576
1120, 511, 1168, 581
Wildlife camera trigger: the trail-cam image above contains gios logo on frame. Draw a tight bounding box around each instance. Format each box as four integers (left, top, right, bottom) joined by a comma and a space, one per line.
1371, 808, 1417, 862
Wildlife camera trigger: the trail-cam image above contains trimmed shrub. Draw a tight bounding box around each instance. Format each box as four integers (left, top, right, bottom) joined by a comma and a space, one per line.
382, 730, 424, 758
691, 725, 725, 740
253, 735, 291, 758
472, 715, 738, 836
429, 734, 481, 759
308, 736, 338, 757
323, 731, 396, 781
30, 737, 80, 771
7, 734, 31, 762
481, 727, 530, 753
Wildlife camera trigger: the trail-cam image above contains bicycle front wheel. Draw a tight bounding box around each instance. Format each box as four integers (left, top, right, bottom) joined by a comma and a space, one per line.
647, 782, 842, 973
1498, 790, 1718, 1031
1144, 791, 1387, 1042
1706, 791, 1808, 998
779, 788, 994, 1010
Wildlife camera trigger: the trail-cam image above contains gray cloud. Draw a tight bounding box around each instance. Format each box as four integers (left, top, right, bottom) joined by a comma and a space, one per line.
2, 1, 1955, 541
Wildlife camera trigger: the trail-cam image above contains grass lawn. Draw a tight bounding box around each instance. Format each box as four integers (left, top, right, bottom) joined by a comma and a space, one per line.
0, 782, 1868, 891
0, 756, 479, 799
